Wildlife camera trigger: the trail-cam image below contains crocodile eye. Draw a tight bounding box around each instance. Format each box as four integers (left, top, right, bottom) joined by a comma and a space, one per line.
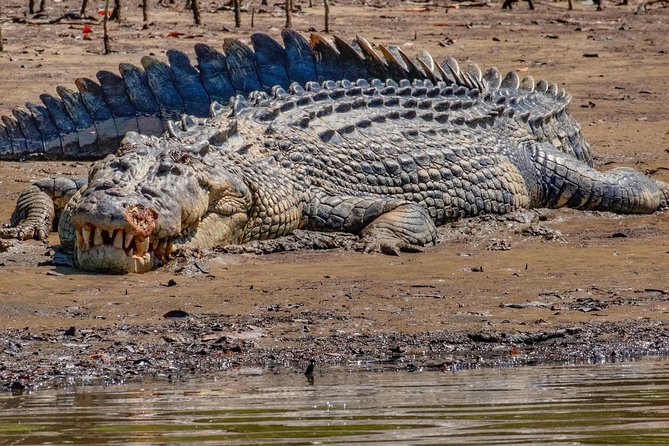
158, 160, 173, 173
110, 158, 132, 172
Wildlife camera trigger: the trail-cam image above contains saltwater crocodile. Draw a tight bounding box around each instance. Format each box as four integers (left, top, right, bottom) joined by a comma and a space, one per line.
1, 31, 667, 273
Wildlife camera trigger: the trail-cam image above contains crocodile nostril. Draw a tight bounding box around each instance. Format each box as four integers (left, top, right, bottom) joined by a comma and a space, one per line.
97, 180, 115, 190
106, 188, 129, 197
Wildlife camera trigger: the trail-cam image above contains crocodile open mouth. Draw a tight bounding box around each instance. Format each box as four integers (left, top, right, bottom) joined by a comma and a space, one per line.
74, 223, 173, 273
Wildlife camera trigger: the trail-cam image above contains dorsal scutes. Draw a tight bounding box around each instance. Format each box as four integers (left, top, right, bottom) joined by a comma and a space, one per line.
282, 29, 317, 85
331, 35, 368, 81
309, 33, 344, 83
250, 33, 290, 90
397, 47, 426, 82
501, 71, 520, 90
519, 75, 535, 93
222, 38, 263, 94
355, 35, 390, 80
378, 45, 410, 81
483, 67, 502, 90
444, 57, 465, 86
415, 50, 441, 84
463, 64, 484, 91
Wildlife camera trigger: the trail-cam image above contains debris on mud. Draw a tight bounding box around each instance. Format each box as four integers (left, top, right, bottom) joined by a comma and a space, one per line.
2, 318, 669, 391
0, 239, 11, 253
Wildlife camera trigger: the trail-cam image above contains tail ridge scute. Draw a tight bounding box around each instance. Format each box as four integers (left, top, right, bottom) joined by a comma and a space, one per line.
75, 78, 121, 152
354, 35, 390, 81
194, 43, 235, 105
222, 38, 263, 95
166, 49, 211, 117
13, 108, 44, 154
56, 86, 99, 156
251, 33, 291, 90
26, 103, 62, 156
332, 34, 368, 81
309, 33, 342, 83
118, 63, 164, 136
141, 55, 186, 121
96, 70, 142, 138
0, 31, 582, 160
282, 29, 317, 85
2, 115, 27, 155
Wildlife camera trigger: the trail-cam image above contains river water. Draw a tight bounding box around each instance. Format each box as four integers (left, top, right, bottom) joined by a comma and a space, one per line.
2, 358, 669, 445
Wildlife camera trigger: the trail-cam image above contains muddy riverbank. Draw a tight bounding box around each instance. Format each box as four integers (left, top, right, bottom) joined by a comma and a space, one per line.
1, 0, 668, 389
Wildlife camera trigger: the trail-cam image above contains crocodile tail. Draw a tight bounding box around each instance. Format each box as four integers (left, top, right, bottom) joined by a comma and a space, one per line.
0, 31, 577, 161
0, 32, 433, 160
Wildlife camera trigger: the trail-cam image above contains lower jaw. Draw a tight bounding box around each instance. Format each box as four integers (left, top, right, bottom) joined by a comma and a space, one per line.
74, 247, 156, 274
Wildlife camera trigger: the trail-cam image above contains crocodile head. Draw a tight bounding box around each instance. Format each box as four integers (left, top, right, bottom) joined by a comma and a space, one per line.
65, 125, 252, 273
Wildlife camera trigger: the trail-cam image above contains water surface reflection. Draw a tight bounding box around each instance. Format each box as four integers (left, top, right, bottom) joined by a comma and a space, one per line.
2, 358, 669, 445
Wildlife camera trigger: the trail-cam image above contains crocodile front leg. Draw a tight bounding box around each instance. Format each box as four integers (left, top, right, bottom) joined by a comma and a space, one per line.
307, 195, 438, 255
0, 177, 86, 241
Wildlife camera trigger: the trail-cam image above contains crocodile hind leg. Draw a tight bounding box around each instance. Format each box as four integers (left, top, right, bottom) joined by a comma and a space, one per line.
0, 177, 85, 241
307, 195, 437, 255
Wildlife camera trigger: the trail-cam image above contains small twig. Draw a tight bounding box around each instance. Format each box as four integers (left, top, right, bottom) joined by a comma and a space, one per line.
103, 0, 111, 54
191, 0, 202, 25
285, 0, 292, 28
113, 0, 122, 21
0, 6, 4, 53
233, 0, 241, 27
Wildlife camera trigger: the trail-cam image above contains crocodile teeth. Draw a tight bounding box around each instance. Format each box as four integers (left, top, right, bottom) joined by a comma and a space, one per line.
94, 227, 103, 246
124, 230, 134, 249
82, 225, 92, 250
152, 238, 159, 251
136, 237, 149, 256
113, 230, 124, 249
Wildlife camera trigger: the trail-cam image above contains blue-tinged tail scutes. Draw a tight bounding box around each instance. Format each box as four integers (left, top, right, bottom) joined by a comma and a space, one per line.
0, 31, 579, 162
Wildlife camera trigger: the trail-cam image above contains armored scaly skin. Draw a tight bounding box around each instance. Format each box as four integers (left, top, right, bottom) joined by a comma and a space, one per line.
1, 32, 667, 273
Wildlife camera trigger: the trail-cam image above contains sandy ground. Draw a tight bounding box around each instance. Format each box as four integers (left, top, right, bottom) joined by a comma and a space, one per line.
0, 0, 669, 388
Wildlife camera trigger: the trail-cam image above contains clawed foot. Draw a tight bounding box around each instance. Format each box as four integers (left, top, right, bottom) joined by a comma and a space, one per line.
356, 227, 430, 256
0, 224, 49, 241
354, 203, 437, 255
1, 185, 54, 241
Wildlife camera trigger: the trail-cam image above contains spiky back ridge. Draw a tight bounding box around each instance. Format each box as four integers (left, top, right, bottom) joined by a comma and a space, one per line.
0, 30, 587, 162
221, 75, 587, 165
